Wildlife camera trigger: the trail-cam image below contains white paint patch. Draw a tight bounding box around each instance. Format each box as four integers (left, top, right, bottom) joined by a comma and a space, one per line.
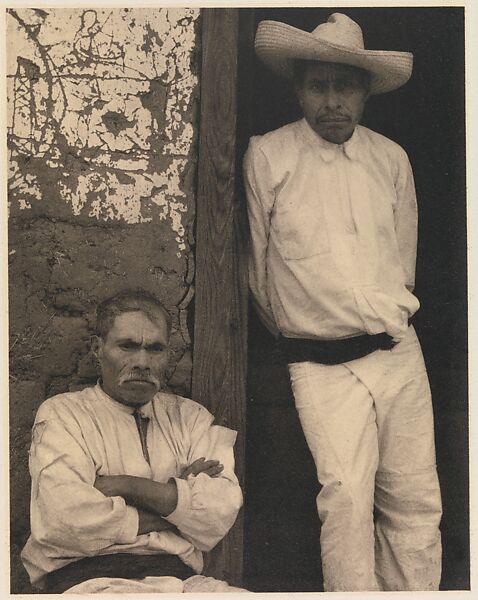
7, 8, 200, 253
149, 159, 189, 243
8, 160, 42, 212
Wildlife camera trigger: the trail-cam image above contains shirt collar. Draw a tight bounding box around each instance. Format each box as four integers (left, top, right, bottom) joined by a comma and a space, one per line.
94, 381, 153, 417
299, 118, 361, 162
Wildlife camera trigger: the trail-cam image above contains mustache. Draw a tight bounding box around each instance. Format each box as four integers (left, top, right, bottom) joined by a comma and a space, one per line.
316, 112, 350, 121
120, 371, 160, 386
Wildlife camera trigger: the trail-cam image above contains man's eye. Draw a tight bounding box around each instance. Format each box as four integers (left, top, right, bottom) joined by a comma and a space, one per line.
147, 344, 164, 353
309, 82, 326, 92
119, 342, 139, 350
335, 80, 356, 93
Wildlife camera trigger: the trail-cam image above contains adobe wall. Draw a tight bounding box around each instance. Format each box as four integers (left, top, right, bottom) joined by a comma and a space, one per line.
7, 8, 201, 592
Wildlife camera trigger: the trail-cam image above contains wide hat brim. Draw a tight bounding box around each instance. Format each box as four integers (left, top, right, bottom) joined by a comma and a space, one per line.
255, 20, 413, 94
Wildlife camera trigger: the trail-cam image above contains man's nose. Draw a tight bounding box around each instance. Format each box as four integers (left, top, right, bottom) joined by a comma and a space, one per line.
132, 349, 150, 369
324, 87, 342, 109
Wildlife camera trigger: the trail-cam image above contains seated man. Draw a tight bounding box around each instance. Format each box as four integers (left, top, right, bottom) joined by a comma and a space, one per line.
21, 289, 245, 594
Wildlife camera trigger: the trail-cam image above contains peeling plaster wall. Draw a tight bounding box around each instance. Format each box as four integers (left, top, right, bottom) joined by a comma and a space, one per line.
7, 8, 201, 592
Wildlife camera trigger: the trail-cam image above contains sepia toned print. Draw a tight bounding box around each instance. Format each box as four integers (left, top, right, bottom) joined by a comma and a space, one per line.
6, 4, 468, 596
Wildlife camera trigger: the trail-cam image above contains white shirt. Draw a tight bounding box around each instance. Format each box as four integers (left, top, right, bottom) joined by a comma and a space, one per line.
244, 118, 420, 340
21, 384, 242, 589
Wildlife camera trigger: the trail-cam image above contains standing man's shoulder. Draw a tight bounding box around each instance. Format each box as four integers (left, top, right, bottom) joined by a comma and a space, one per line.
359, 125, 412, 168
244, 120, 305, 196
245, 119, 304, 160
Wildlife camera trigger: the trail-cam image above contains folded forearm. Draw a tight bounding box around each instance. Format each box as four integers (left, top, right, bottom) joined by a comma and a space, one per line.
120, 476, 178, 517
137, 508, 177, 535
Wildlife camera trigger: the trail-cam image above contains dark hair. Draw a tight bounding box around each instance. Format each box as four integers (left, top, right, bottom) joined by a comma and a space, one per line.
96, 289, 172, 340
292, 59, 371, 92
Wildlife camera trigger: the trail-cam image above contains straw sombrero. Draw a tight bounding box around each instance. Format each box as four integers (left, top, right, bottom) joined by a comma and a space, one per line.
255, 13, 413, 94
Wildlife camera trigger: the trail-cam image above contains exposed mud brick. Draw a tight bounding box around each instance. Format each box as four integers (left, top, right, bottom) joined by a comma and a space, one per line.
76, 349, 99, 381
9, 380, 45, 432
53, 290, 89, 314
168, 349, 193, 396
35, 316, 90, 376
10, 381, 45, 547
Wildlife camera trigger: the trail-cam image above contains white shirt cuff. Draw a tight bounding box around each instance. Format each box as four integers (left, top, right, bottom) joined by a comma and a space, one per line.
164, 477, 191, 527
116, 504, 139, 544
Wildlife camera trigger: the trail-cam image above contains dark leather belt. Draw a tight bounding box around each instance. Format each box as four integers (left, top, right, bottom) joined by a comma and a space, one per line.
45, 552, 196, 593
279, 328, 404, 365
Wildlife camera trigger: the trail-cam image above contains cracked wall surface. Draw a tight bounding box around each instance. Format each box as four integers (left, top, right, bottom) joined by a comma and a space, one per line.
7, 8, 201, 593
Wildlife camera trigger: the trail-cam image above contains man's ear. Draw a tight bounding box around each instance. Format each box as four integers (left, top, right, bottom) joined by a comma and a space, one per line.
91, 335, 102, 358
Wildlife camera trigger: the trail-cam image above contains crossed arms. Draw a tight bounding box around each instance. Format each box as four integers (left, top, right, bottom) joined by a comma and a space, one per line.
94, 457, 224, 535
26, 397, 243, 559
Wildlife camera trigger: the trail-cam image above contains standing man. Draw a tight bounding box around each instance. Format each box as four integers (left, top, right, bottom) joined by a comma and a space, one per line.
244, 13, 442, 592
21, 289, 245, 594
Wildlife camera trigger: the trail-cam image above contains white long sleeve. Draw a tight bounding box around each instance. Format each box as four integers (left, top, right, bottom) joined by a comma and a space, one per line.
27, 407, 139, 557
165, 410, 243, 551
393, 150, 418, 291
244, 138, 280, 336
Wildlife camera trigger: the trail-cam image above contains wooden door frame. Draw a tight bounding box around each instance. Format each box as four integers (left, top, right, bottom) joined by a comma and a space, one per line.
192, 7, 255, 586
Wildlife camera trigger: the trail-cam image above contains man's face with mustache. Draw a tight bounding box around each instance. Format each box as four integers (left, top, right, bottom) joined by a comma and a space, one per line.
94, 310, 170, 407
296, 61, 370, 144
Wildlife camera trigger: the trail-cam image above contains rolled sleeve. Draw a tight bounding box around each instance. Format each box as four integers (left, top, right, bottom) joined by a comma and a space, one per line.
165, 477, 192, 525
164, 417, 243, 552
166, 473, 243, 552
116, 505, 140, 544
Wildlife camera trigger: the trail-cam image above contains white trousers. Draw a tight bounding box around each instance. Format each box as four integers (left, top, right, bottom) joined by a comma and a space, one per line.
288, 326, 442, 591
65, 574, 249, 593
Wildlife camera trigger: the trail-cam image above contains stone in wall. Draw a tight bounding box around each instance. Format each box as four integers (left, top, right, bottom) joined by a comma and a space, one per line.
7, 8, 201, 593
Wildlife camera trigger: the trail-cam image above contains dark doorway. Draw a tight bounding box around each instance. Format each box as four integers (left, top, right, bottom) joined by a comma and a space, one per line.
239, 7, 468, 591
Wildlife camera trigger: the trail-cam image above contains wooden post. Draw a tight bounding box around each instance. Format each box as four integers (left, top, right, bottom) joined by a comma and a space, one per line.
192, 8, 248, 586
